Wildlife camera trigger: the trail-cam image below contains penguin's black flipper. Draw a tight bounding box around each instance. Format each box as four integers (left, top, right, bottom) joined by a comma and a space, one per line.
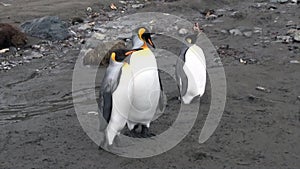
102, 92, 112, 123
158, 70, 166, 112
176, 47, 189, 97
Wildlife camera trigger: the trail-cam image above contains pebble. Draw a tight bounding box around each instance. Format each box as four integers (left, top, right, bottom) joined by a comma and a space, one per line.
229, 29, 243, 36
78, 24, 92, 31
289, 60, 299, 64
276, 36, 293, 43
293, 30, 300, 42
297, 96, 300, 100
0, 48, 9, 54
86, 7, 92, 13
270, 0, 288, 3
31, 51, 43, 59
93, 33, 106, 40
291, 0, 298, 3
256, 86, 271, 93
243, 31, 253, 37
220, 29, 228, 34
178, 28, 188, 35
132, 4, 145, 9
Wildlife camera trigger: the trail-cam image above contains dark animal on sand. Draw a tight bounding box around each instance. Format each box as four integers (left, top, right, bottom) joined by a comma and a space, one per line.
0, 23, 28, 49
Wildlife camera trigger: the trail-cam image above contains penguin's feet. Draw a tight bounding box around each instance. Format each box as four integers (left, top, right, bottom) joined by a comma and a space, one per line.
140, 125, 155, 138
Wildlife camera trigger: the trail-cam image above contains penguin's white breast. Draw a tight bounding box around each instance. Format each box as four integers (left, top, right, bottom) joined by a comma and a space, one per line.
112, 64, 133, 120
183, 45, 207, 97
128, 49, 160, 123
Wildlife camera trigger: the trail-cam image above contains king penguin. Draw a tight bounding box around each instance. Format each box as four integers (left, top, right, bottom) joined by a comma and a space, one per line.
175, 34, 207, 104
126, 27, 160, 137
98, 48, 142, 147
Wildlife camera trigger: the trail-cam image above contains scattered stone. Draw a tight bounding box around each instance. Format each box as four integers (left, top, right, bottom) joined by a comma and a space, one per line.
287, 29, 297, 35
78, 24, 92, 31
93, 33, 106, 40
275, 36, 293, 43
0, 23, 28, 49
297, 96, 300, 100
230, 11, 244, 19
21, 16, 69, 41
110, 3, 117, 10
289, 60, 299, 64
206, 14, 218, 20
31, 51, 43, 59
256, 86, 271, 93
119, 1, 127, 4
0, 2, 11, 6
71, 17, 84, 25
239, 58, 247, 64
291, 0, 298, 3
86, 7, 92, 13
220, 29, 228, 34
0, 48, 9, 54
253, 27, 262, 34
178, 28, 188, 35
229, 29, 243, 36
293, 30, 300, 42
270, 0, 288, 3
243, 31, 253, 37
132, 4, 145, 9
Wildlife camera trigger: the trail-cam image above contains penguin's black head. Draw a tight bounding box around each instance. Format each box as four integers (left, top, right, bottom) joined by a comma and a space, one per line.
110, 48, 143, 62
185, 34, 198, 44
137, 27, 155, 48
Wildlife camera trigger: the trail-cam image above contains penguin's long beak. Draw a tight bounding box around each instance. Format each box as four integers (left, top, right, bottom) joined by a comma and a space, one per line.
125, 48, 143, 56
144, 33, 156, 48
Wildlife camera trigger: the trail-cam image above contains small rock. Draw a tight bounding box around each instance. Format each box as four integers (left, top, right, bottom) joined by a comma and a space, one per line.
119, 1, 127, 4
179, 28, 188, 35
297, 96, 300, 100
21, 16, 69, 41
253, 27, 262, 34
79, 23, 92, 31
31, 51, 43, 59
0, 48, 9, 54
230, 11, 244, 19
31, 45, 41, 50
256, 86, 271, 93
270, 0, 288, 3
293, 30, 300, 42
287, 29, 297, 35
276, 36, 293, 43
220, 29, 228, 34
243, 31, 253, 37
71, 17, 84, 25
132, 4, 145, 9
86, 7, 92, 13
93, 33, 106, 40
229, 29, 243, 36
206, 14, 218, 20
289, 60, 299, 64
291, 0, 298, 3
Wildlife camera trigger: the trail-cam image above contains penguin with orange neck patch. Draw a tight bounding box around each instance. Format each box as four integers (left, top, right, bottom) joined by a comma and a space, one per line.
125, 27, 161, 138
98, 48, 142, 148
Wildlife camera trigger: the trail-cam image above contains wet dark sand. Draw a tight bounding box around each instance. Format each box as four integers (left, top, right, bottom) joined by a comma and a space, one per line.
0, 0, 299, 168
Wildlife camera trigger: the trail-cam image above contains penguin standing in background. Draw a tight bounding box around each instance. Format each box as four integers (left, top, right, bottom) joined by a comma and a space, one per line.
98, 48, 142, 147
126, 27, 160, 137
175, 34, 206, 104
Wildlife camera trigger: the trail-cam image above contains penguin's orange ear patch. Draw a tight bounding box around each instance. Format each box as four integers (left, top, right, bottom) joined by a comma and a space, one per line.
125, 51, 134, 56
111, 52, 116, 61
